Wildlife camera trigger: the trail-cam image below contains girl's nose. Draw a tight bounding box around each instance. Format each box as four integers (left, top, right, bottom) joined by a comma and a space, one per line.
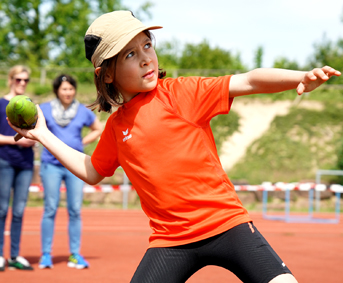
141, 56, 152, 67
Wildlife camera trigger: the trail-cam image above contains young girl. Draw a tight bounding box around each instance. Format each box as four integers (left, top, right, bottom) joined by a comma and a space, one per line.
9, 11, 341, 283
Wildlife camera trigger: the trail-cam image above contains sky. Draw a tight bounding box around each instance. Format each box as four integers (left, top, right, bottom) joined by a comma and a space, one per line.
125, 0, 343, 69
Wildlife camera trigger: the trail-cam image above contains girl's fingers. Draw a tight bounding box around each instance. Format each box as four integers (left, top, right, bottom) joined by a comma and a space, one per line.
296, 83, 305, 95
321, 66, 341, 77
313, 68, 328, 80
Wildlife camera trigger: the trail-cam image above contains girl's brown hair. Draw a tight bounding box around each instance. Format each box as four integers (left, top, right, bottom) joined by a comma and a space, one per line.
88, 30, 166, 113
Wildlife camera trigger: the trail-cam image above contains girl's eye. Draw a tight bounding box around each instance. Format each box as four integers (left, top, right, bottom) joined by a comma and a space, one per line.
144, 43, 152, 49
126, 52, 134, 59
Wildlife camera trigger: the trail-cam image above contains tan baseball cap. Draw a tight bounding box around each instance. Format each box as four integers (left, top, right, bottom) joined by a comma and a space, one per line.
84, 11, 162, 68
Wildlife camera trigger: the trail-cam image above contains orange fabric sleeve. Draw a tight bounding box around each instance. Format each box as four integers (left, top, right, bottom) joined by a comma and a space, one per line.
91, 113, 120, 177
159, 76, 232, 126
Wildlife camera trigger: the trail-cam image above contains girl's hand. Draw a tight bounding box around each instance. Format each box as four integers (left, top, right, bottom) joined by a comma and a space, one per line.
297, 66, 341, 95
7, 104, 48, 142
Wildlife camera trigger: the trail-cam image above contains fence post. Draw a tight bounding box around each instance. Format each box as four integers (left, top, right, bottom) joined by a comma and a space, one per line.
40, 68, 46, 85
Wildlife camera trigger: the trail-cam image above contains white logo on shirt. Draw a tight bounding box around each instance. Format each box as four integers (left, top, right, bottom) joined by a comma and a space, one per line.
122, 128, 132, 142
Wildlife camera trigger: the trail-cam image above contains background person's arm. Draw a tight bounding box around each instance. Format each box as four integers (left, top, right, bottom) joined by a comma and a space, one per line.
82, 117, 103, 146
0, 134, 36, 147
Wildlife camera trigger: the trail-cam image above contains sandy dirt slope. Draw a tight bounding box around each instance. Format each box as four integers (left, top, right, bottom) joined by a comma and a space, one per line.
219, 98, 324, 172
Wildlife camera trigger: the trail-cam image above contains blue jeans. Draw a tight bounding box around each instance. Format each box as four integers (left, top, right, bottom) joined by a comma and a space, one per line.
40, 163, 84, 255
0, 158, 33, 257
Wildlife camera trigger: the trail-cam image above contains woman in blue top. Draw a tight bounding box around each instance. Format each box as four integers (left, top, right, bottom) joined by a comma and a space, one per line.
38, 74, 102, 269
0, 65, 36, 271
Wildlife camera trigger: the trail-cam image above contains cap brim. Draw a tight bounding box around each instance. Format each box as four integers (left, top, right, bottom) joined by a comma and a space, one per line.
100, 25, 163, 66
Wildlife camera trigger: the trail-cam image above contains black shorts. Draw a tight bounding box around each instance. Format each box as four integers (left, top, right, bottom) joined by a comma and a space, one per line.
130, 222, 292, 283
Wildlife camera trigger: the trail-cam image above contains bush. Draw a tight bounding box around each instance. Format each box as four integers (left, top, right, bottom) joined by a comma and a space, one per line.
33, 84, 51, 96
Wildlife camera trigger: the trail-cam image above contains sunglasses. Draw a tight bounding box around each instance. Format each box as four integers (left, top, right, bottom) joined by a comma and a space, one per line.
13, 78, 30, 84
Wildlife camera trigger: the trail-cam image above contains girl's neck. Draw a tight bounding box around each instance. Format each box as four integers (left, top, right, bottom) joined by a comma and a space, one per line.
123, 92, 140, 103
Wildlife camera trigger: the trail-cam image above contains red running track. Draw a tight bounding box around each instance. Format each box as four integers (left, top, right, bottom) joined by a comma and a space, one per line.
1, 208, 342, 282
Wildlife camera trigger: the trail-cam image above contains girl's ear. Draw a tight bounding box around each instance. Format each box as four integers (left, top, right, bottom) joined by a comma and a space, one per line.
95, 67, 114, 84
94, 67, 101, 77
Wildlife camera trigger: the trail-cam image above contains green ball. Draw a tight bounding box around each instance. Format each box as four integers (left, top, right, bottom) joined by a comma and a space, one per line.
6, 95, 38, 129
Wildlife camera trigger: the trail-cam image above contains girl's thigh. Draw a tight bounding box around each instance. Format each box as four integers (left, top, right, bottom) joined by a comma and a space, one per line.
130, 246, 202, 283
131, 223, 294, 283
209, 223, 293, 283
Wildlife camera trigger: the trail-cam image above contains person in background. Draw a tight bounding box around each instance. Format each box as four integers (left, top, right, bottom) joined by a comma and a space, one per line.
0, 65, 36, 271
38, 74, 102, 269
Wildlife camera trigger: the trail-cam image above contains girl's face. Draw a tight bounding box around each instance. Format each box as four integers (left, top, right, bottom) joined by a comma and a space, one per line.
114, 32, 159, 102
57, 81, 76, 108
10, 71, 30, 96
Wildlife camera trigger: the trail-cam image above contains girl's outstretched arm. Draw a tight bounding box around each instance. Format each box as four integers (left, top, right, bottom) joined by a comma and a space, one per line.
7, 105, 104, 185
229, 66, 341, 97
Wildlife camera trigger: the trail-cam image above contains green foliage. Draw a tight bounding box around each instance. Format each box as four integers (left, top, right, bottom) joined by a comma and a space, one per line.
307, 37, 343, 84
0, 0, 152, 74
273, 57, 300, 70
32, 84, 51, 96
82, 126, 99, 156
0, 0, 50, 67
0, 78, 6, 89
254, 46, 263, 69
48, 0, 92, 70
179, 40, 246, 72
155, 38, 247, 78
336, 140, 343, 184
211, 111, 240, 154
156, 40, 182, 69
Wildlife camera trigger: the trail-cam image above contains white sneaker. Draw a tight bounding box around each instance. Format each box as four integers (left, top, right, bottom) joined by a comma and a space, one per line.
8, 256, 33, 270
0, 256, 5, 271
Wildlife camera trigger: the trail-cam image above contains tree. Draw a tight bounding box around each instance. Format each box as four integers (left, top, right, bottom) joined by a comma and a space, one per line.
308, 36, 343, 84
254, 46, 263, 68
273, 57, 300, 70
0, 0, 50, 67
179, 40, 246, 72
155, 40, 182, 70
0, 0, 153, 70
48, 0, 92, 68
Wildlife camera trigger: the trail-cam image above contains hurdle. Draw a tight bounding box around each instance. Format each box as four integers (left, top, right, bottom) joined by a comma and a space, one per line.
315, 170, 343, 212
261, 182, 342, 224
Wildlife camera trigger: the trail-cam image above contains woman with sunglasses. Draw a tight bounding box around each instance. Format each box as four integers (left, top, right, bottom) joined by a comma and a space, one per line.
0, 65, 36, 271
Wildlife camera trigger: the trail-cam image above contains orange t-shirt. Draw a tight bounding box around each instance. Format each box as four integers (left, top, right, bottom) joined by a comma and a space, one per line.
92, 76, 251, 248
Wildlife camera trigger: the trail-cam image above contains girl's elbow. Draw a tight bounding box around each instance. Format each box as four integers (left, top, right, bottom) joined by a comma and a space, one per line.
86, 176, 103, 186
89, 172, 105, 185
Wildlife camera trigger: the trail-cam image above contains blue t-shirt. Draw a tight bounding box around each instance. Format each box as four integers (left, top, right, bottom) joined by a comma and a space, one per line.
0, 98, 34, 169
40, 101, 96, 166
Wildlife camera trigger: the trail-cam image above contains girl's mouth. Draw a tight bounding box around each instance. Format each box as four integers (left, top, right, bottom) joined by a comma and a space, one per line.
143, 70, 154, 79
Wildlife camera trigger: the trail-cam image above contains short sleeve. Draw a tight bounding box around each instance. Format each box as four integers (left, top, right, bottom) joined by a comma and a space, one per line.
91, 114, 120, 177
84, 107, 96, 127
159, 76, 232, 126
78, 104, 96, 127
